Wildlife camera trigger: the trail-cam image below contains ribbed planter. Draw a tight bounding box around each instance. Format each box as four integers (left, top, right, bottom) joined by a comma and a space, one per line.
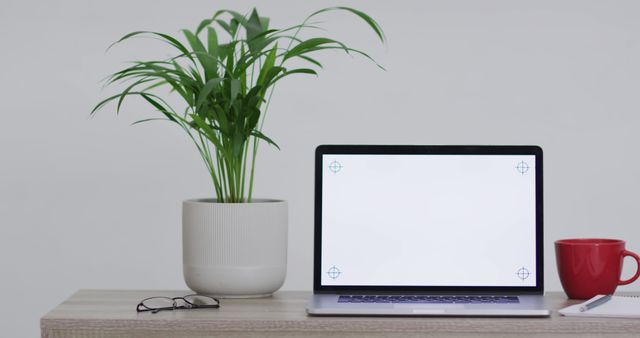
182, 199, 287, 298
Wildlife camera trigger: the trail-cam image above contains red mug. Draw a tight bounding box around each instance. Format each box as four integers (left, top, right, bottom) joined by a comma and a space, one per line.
555, 238, 640, 299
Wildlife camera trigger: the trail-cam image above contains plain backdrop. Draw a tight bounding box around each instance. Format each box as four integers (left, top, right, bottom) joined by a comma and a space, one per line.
2, 0, 640, 336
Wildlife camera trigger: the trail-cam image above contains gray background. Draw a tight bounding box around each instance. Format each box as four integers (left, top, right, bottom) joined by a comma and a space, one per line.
1, 0, 640, 336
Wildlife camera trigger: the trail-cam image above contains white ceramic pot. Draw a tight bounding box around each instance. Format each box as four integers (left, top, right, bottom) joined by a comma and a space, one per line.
182, 199, 287, 298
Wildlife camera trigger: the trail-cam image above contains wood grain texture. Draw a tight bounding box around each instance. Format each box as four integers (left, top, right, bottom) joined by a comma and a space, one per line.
41, 290, 640, 338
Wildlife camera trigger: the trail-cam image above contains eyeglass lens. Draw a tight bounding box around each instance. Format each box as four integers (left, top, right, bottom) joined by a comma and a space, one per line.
141, 297, 177, 310
183, 295, 219, 306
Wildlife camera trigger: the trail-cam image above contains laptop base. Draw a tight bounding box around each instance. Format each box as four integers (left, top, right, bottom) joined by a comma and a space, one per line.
307, 294, 550, 317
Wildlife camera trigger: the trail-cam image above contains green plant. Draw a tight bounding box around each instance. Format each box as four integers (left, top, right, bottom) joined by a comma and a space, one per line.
92, 7, 385, 203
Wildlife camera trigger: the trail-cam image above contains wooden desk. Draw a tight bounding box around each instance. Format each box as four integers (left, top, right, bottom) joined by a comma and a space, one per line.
41, 290, 640, 338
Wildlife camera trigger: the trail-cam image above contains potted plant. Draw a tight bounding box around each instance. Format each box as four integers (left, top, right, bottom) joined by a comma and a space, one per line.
92, 7, 385, 297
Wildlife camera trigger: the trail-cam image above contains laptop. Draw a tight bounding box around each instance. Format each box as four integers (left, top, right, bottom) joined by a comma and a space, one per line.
307, 145, 550, 316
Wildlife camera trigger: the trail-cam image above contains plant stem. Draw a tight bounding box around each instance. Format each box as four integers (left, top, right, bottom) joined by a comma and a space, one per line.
225, 154, 237, 202
186, 127, 223, 200
200, 134, 223, 199
217, 149, 229, 202
240, 139, 249, 202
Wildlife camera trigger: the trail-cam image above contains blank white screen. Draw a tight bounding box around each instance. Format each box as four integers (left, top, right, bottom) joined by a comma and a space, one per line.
321, 154, 537, 287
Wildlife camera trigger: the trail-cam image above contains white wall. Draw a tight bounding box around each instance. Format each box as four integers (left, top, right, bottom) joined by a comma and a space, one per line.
2, 0, 640, 336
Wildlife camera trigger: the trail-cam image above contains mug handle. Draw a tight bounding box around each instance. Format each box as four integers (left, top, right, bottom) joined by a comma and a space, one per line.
619, 250, 640, 285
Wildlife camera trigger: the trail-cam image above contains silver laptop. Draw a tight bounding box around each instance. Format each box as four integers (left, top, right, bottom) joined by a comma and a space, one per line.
307, 145, 550, 316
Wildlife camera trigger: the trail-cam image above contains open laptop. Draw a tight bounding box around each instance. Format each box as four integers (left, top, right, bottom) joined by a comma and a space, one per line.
307, 145, 550, 316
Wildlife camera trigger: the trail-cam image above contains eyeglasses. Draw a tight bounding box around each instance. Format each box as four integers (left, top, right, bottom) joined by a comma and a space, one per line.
136, 294, 220, 313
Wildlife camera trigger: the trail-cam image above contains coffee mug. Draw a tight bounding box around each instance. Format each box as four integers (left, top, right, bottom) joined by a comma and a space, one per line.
555, 238, 640, 299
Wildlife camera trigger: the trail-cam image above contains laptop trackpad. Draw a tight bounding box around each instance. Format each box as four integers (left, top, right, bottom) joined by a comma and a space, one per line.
394, 304, 465, 309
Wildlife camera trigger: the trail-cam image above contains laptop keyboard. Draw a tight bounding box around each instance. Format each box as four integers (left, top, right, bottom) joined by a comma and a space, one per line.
338, 295, 520, 304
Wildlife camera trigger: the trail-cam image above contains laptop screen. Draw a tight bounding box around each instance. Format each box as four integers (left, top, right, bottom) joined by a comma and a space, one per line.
315, 146, 542, 291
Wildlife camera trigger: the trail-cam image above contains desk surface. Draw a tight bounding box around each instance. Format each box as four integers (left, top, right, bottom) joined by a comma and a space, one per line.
41, 290, 640, 338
